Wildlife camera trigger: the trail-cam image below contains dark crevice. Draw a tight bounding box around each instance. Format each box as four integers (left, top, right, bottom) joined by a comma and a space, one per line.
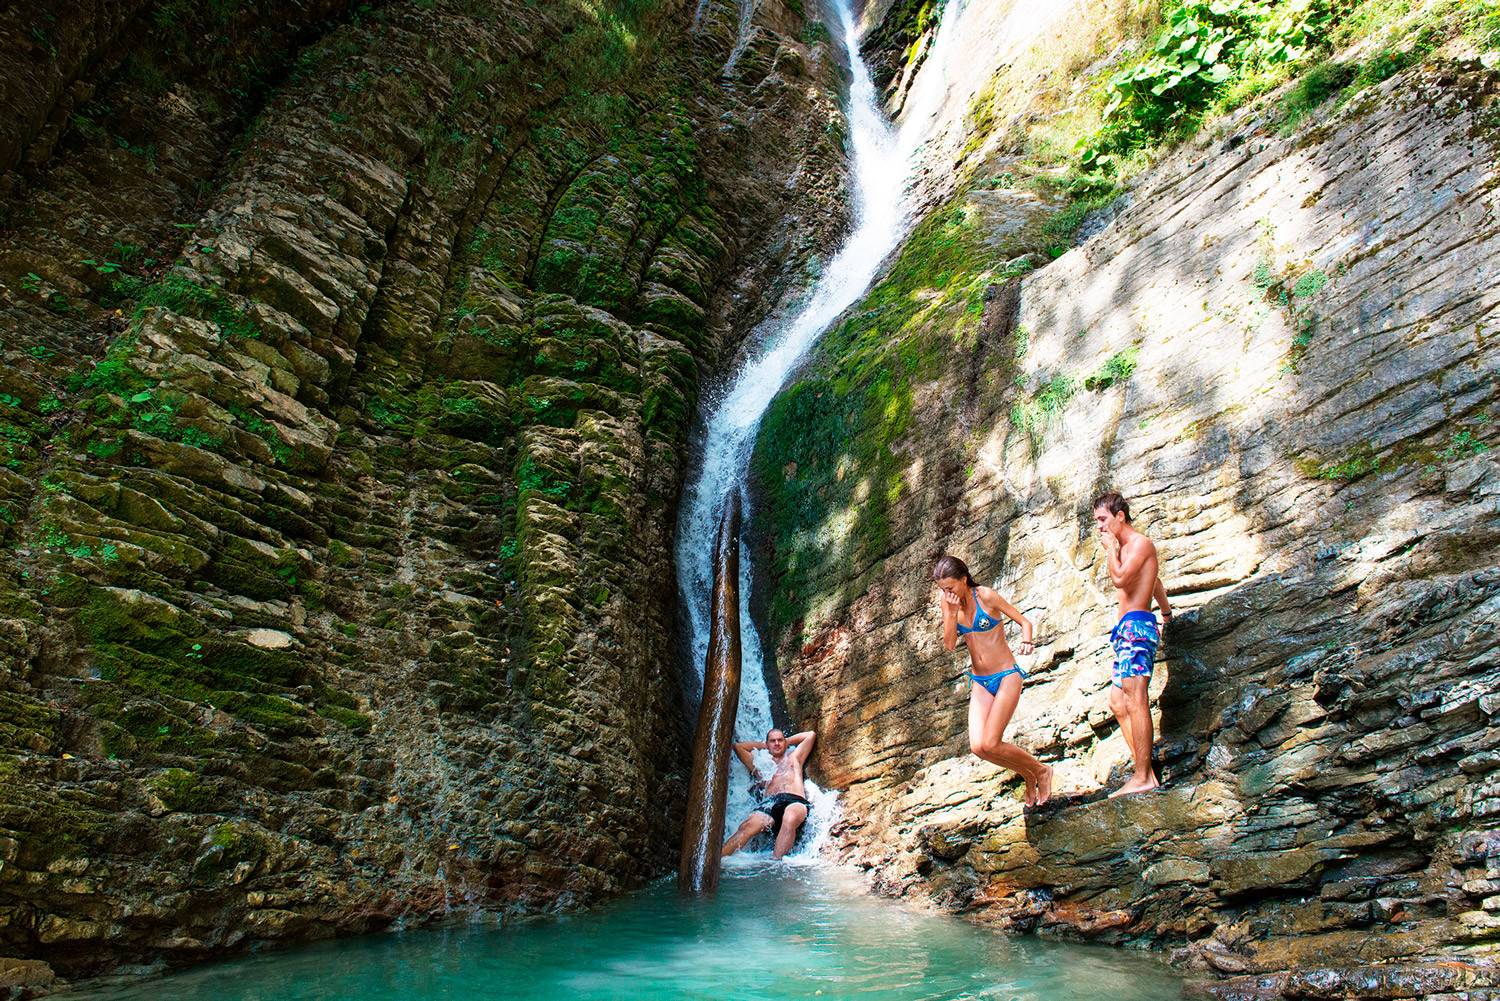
626, 203, 692, 313
523, 152, 610, 290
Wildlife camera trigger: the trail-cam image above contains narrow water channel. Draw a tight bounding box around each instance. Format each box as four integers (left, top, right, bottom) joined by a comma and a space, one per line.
674, 0, 962, 841
66, 866, 1186, 1000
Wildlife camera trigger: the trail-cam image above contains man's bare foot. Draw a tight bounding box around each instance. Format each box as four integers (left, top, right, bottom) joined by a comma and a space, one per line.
1108, 772, 1160, 798
1034, 764, 1053, 806
1022, 776, 1037, 807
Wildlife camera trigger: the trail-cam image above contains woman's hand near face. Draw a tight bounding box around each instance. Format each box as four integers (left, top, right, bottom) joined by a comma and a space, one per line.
939, 585, 960, 651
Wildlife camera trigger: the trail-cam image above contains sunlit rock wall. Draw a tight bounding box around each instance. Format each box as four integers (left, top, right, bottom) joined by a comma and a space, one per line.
753, 34, 1500, 999
0, 0, 851, 985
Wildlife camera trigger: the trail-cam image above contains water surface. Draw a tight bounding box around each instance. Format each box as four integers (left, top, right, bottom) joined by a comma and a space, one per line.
72, 865, 1185, 1001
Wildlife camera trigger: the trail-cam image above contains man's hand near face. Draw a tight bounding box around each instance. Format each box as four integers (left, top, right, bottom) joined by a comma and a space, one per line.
1099, 526, 1121, 558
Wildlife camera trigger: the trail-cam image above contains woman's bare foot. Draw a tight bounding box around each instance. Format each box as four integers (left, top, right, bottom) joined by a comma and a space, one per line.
1034, 764, 1053, 806
1109, 772, 1160, 798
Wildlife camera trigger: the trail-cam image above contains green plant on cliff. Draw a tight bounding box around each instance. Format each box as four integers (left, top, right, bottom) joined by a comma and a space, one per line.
107, 273, 260, 340
1009, 373, 1079, 458
1083, 345, 1141, 390
1274, 59, 1358, 132
1079, 0, 1330, 176
1440, 429, 1492, 460
515, 456, 573, 500
1297, 443, 1380, 480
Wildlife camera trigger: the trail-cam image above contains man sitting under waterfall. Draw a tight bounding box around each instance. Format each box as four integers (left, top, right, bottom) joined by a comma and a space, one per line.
721, 728, 816, 860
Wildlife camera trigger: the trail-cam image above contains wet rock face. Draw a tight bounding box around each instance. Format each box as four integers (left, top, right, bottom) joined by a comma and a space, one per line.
754, 61, 1500, 994
0, 0, 848, 983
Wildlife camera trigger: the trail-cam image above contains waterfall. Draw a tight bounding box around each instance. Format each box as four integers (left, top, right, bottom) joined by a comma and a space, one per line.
673, 0, 964, 855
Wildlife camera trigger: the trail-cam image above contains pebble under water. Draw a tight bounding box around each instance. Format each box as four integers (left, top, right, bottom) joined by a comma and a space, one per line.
69, 863, 1186, 1001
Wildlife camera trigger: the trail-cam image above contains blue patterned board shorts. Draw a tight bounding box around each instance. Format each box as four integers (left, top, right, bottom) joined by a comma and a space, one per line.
1111, 611, 1159, 687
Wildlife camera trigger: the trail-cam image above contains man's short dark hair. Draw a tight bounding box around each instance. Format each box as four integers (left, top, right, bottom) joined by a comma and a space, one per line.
1092, 491, 1130, 522
766, 728, 784, 741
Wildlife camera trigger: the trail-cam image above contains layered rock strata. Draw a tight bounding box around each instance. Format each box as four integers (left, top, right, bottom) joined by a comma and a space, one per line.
753, 58, 1500, 995
0, 0, 849, 986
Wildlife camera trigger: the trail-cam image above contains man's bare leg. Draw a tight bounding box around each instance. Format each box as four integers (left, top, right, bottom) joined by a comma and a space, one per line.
1109, 683, 1136, 758
1110, 676, 1159, 797
771, 803, 808, 859
721, 812, 771, 856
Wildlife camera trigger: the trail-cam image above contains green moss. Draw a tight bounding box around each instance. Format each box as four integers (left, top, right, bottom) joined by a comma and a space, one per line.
150, 767, 215, 812
316, 704, 373, 733
0, 770, 118, 868
864, 0, 939, 88
1295, 443, 1381, 480
748, 193, 1035, 638
801, 21, 829, 45
75, 586, 366, 741
752, 366, 916, 636
80, 588, 203, 651
0, 692, 62, 754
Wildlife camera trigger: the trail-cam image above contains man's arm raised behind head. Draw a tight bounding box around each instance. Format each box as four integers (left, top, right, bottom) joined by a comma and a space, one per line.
787, 730, 816, 764
733, 740, 762, 777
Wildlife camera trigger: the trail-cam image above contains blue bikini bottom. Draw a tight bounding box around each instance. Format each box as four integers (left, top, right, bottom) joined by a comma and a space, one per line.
968, 665, 1027, 696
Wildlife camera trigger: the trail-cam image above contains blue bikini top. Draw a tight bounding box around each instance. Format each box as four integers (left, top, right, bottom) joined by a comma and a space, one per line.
956, 602, 999, 636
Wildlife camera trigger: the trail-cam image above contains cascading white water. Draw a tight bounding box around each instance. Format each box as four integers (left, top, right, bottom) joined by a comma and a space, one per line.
674, 0, 970, 855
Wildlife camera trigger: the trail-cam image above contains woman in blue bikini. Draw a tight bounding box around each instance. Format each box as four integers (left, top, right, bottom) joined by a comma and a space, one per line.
933, 554, 1052, 806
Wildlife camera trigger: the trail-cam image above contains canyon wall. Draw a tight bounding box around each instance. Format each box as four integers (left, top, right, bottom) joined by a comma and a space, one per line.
0, 0, 850, 989
753, 0, 1500, 995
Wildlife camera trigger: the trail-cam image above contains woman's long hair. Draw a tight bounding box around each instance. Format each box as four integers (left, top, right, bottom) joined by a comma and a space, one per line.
931, 554, 978, 589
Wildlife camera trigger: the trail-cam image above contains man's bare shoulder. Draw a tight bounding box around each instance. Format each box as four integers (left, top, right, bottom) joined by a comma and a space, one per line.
1125, 531, 1158, 556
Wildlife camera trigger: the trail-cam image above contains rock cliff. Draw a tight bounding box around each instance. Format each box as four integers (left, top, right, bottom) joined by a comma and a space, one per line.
752, 0, 1500, 995
0, 0, 849, 988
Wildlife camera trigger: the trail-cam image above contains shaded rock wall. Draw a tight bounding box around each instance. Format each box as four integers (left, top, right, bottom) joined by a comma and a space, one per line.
0, 0, 850, 984
752, 30, 1500, 998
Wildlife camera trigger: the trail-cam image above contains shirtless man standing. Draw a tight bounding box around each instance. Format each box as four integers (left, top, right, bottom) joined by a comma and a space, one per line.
720, 728, 816, 859
1093, 491, 1171, 797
